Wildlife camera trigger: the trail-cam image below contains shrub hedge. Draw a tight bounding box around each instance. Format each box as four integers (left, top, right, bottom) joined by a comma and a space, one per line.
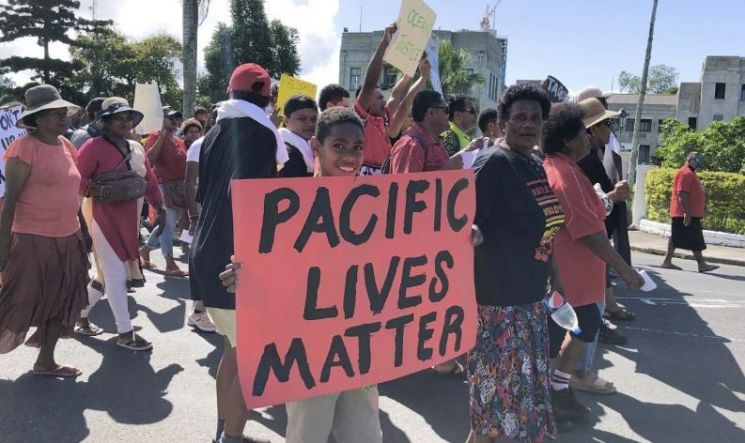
645, 168, 745, 235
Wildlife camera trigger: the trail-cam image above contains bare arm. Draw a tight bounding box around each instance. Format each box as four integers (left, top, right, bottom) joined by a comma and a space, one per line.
358, 23, 397, 111
387, 74, 413, 113
145, 132, 166, 164
184, 161, 199, 233
582, 231, 643, 289
389, 58, 431, 137
0, 158, 31, 270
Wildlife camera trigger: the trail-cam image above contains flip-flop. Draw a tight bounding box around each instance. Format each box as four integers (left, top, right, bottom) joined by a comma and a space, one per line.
432, 361, 466, 379
75, 322, 104, 336
605, 307, 636, 321
660, 263, 682, 270
570, 374, 616, 394
32, 365, 82, 378
699, 264, 719, 273
164, 268, 188, 277
117, 333, 153, 351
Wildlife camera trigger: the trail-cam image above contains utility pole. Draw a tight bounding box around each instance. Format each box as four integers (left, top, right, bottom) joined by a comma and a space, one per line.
629, 0, 659, 186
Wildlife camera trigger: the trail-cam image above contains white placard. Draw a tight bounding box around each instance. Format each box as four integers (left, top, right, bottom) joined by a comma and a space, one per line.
133, 82, 164, 135
0, 105, 28, 196
425, 35, 443, 95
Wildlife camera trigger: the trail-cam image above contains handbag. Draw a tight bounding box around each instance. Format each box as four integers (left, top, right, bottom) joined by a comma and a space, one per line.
162, 181, 186, 208
89, 138, 147, 203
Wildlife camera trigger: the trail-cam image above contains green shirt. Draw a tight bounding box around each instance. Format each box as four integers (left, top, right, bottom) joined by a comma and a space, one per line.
442, 121, 471, 156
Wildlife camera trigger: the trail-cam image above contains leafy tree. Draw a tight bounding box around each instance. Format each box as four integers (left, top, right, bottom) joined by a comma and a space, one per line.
69, 29, 183, 108
199, 0, 300, 104
437, 40, 484, 99
655, 117, 745, 174
201, 22, 234, 103
0, 0, 110, 87
618, 64, 678, 95
269, 20, 300, 77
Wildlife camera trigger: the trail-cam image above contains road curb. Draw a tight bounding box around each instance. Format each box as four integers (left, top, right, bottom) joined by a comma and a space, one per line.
630, 245, 745, 267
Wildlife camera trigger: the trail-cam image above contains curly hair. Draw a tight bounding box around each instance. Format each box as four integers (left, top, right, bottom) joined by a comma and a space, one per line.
541, 103, 586, 154
497, 84, 551, 125
315, 107, 363, 143
318, 83, 350, 111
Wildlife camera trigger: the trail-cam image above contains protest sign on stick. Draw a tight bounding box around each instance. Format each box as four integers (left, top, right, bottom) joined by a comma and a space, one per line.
276, 74, 318, 116
231, 170, 476, 409
425, 35, 443, 96
133, 82, 163, 135
0, 105, 28, 195
384, 0, 437, 77
542, 75, 569, 103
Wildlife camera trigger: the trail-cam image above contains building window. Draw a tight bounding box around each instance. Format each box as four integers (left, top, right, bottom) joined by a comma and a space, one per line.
640, 119, 652, 132
349, 67, 361, 92
381, 66, 398, 90
713, 114, 724, 121
741, 84, 745, 101
488, 73, 498, 101
639, 145, 651, 164
688, 117, 697, 130
714, 82, 726, 99
625, 119, 634, 132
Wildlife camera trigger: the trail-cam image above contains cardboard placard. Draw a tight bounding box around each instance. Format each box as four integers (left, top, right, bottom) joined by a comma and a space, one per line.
276, 74, 318, 116
0, 105, 28, 196
231, 170, 477, 408
133, 82, 164, 135
384, 0, 437, 77
425, 35, 443, 96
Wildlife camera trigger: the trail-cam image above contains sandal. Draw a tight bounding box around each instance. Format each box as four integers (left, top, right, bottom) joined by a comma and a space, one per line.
698, 264, 719, 273
164, 268, 188, 277
127, 278, 146, 288
432, 361, 466, 379
117, 331, 153, 351
32, 364, 82, 378
604, 307, 636, 321
75, 320, 104, 336
570, 373, 616, 394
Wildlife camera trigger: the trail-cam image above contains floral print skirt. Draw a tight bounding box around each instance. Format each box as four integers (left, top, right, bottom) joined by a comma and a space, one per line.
467, 301, 557, 442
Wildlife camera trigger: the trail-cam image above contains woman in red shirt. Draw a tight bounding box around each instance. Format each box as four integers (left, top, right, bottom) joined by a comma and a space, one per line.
542, 103, 643, 420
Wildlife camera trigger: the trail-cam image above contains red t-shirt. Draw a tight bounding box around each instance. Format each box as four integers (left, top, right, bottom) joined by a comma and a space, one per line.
544, 153, 607, 307
389, 123, 449, 173
144, 132, 187, 183
354, 98, 391, 175
670, 166, 705, 218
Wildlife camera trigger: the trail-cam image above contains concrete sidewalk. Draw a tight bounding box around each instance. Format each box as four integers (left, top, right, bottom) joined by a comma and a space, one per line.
629, 229, 745, 267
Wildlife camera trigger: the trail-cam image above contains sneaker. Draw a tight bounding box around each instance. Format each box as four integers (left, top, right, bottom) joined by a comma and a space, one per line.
187, 311, 216, 333
599, 320, 627, 345
551, 388, 588, 420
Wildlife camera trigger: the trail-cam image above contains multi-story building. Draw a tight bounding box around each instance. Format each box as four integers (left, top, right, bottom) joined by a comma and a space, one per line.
339, 29, 508, 109
606, 94, 677, 163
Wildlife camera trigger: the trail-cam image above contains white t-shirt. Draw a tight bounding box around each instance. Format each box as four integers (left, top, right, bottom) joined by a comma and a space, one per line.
186, 136, 204, 163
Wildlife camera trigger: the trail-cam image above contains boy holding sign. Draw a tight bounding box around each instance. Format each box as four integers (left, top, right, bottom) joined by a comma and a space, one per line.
221, 107, 383, 443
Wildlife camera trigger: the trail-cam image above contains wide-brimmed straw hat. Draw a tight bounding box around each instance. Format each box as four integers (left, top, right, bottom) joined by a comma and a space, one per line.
579, 98, 619, 128
93, 97, 144, 131
17, 84, 80, 128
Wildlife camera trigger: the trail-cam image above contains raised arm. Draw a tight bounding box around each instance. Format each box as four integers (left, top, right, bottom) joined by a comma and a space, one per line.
389, 57, 431, 138
358, 23, 397, 112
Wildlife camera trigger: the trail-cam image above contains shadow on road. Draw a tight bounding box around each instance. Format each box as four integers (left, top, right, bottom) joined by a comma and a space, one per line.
563, 268, 745, 442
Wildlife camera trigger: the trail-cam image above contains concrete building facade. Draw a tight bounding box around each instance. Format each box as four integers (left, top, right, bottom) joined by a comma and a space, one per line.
605, 56, 745, 163
339, 29, 508, 109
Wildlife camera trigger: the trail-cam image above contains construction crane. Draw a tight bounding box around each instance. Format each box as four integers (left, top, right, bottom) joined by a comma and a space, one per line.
480, 0, 503, 31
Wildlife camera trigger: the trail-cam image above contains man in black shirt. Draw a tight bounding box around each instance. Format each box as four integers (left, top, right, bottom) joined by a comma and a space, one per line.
190, 63, 282, 443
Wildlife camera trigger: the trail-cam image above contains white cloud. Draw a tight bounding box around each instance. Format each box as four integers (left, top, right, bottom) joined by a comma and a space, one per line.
0, 0, 342, 91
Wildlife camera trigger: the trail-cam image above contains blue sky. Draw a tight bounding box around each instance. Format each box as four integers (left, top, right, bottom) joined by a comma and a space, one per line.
2, 0, 743, 95
334, 0, 745, 92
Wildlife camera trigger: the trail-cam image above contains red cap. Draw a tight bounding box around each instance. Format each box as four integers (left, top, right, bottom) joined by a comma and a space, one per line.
228, 63, 271, 97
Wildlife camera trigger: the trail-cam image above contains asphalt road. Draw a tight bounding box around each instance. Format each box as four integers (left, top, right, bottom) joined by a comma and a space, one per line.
1, 251, 743, 443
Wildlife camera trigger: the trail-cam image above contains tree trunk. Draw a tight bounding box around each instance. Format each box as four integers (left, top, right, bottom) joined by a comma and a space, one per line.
629, 0, 658, 186
182, 0, 199, 117
43, 40, 50, 83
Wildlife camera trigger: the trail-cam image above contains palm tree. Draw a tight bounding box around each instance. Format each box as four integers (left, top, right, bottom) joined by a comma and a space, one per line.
437, 40, 484, 100
629, 0, 659, 186
182, 0, 210, 116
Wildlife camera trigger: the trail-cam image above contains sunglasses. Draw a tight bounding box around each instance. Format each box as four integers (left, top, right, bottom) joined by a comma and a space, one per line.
465, 107, 478, 115
430, 105, 448, 112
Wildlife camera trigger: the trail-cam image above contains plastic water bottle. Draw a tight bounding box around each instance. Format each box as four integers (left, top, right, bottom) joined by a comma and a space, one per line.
545, 292, 581, 335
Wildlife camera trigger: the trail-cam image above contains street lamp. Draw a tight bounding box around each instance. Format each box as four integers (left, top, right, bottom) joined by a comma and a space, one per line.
617, 108, 628, 149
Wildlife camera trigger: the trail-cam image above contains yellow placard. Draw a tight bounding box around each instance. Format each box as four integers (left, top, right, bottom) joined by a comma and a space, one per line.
277, 74, 318, 116
384, 0, 437, 77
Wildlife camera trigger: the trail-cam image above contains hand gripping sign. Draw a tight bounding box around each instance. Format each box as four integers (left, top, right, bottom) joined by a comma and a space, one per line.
231, 170, 476, 408
384, 0, 437, 77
